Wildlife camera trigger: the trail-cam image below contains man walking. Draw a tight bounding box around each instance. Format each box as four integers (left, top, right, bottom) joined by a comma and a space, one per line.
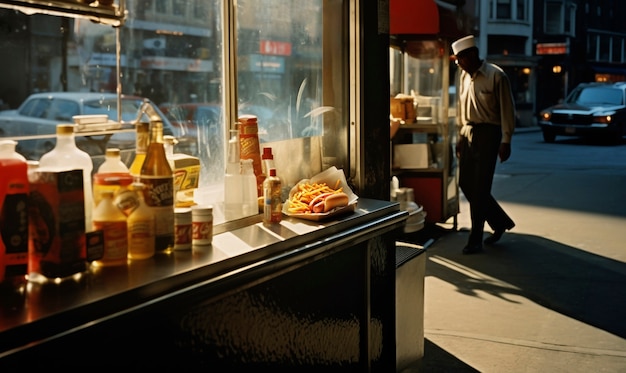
452, 35, 516, 254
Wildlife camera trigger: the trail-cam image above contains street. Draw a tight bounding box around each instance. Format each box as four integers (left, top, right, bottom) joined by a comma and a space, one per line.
416, 128, 626, 372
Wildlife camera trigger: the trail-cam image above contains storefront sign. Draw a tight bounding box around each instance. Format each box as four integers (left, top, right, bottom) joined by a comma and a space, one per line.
140, 56, 213, 72
536, 43, 568, 55
260, 40, 292, 56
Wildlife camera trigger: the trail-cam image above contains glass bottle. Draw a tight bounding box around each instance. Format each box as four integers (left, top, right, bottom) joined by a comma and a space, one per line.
263, 169, 282, 224
92, 191, 128, 266
127, 182, 155, 260
238, 115, 264, 196
139, 118, 174, 252
38, 124, 94, 231
129, 121, 149, 179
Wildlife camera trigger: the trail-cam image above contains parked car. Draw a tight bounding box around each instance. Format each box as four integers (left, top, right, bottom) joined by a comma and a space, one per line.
0, 92, 195, 164
538, 82, 626, 143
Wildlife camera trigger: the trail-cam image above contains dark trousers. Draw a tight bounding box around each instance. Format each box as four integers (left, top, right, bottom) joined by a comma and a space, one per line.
458, 124, 514, 245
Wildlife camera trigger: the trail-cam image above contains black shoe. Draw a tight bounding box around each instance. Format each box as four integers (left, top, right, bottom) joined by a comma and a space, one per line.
462, 243, 483, 255
484, 229, 505, 245
484, 223, 515, 245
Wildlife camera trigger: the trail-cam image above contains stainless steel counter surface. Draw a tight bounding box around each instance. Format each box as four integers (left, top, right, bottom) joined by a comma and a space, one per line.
0, 198, 405, 357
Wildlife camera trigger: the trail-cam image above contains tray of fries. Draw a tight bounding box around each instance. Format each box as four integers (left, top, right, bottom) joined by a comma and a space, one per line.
283, 166, 359, 221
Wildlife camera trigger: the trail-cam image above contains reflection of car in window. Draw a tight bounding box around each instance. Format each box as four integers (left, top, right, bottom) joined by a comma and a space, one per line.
538, 82, 626, 143
0, 92, 195, 164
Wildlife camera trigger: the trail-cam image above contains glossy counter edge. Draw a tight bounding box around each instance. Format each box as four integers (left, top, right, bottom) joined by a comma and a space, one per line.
0, 198, 407, 357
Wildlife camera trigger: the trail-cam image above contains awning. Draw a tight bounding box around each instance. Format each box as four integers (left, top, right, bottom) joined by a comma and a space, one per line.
390, 0, 439, 35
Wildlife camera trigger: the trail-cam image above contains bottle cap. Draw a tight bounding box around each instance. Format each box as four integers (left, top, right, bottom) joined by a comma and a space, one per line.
262, 147, 273, 160
191, 205, 213, 215
106, 148, 121, 157
269, 169, 277, 177
57, 124, 76, 135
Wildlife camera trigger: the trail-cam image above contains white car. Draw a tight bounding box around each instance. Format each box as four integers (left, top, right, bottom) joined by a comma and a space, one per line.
0, 92, 194, 162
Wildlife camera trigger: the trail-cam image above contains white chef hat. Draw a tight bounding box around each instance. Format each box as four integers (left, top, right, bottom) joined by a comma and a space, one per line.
452, 35, 476, 55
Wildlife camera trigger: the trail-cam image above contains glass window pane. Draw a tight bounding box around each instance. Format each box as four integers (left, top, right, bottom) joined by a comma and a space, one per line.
236, 0, 327, 142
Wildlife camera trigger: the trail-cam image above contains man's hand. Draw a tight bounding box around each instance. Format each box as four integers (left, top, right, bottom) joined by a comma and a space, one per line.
455, 138, 464, 159
499, 143, 511, 162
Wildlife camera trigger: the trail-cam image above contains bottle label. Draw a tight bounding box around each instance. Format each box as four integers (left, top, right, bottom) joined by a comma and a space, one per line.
140, 176, 174, 207
192, 220, 213, 244
92, 220, 128, 261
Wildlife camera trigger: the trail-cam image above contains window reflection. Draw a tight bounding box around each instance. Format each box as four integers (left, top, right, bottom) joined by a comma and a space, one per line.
0, 0, 348, 224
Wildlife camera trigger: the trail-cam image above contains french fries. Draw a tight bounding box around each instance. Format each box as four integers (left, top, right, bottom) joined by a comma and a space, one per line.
287, 180, 344, 214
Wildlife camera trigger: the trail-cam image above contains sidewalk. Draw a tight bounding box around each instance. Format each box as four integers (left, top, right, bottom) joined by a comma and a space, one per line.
397, 179, 626, 372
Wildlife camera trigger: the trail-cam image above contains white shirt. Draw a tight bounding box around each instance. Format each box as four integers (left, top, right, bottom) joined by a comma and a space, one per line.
457, 61, 516, 143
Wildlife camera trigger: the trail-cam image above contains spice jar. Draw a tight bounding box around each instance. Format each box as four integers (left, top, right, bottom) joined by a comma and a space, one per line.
174, 208, 192, 250
191, 205, 213, 246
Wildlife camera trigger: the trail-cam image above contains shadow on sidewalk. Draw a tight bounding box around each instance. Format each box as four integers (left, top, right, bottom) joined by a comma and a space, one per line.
424, 229, 626, 340
421, 338, 480, 372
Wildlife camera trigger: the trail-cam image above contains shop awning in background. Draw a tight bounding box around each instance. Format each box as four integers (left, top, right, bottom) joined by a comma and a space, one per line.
390, 0, 439, 35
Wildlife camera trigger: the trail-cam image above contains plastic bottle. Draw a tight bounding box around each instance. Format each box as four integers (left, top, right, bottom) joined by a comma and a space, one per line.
92, 191, 128, 266
0, 139, 27, 161
163, 135, 177, 171
263, 169, 282, 224
261, 147, 275, 178
224, 129, 243, 220
238, 115, 264, 196
241, 158, 258, 217
0, 142, 29, 286
93, 148, 133, 208
38, 124, 94, 231
139, 117, 174, 252
127, 183, 155, 260
129, 121, 149, 179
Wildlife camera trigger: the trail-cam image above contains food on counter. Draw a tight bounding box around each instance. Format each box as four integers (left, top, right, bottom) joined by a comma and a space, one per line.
287, 180, 348, 214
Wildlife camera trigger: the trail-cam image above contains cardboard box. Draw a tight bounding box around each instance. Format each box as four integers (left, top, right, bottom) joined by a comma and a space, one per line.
393, 144, 430, 169
172, 153, 200, 207
28, 169, 87, 279
390, 97, 416, 123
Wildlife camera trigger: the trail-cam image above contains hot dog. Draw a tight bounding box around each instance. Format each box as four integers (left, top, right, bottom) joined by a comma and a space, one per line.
309, 192, 349, 213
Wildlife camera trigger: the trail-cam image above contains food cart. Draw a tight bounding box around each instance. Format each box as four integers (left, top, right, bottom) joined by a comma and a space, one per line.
389, 0, 462, 228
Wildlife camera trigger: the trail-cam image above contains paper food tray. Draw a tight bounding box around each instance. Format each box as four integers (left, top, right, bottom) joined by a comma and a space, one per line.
283, 166, 359, 221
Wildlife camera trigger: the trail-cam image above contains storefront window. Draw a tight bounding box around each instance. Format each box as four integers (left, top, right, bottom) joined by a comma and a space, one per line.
0, 0, 350, 224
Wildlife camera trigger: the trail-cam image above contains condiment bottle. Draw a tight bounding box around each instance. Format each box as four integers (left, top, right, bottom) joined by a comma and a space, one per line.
38, 124, 94, 231
263, 169, 282, 224
92, 190, 128, 266
261, 147, 275, 178
93, 147, 133, 208
139, 117, 174, 252
129, 121, 149, 180
127, 182, 155, 260
238, 115, 264, 196
0, 142, 29, 285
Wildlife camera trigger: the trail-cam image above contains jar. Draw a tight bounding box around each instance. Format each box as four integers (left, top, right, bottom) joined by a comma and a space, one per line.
191, 205, 213, 246
174, 208, 192, 250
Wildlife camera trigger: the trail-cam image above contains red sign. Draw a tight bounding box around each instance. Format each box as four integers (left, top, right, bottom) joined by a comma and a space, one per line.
536, 43, 568, 55
260, 40, 292, 56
